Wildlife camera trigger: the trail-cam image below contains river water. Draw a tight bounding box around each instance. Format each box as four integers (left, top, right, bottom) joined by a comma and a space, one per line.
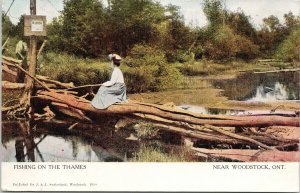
2, 71, 299, 162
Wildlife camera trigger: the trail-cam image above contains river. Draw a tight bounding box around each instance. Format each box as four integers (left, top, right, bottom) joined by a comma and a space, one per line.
2, 71, 299, 162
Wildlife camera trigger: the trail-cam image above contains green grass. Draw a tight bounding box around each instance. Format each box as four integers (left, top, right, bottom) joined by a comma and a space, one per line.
178, 61, 229, 76
131, 144, 192, 162
38, 52, 111, 86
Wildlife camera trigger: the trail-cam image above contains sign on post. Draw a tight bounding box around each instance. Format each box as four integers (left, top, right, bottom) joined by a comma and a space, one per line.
24, 15, 47, 36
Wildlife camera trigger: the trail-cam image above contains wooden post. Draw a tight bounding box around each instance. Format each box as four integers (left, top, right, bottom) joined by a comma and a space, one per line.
21, 0, 37, 104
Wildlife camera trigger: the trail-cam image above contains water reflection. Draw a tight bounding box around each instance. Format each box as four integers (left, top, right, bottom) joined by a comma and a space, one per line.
178, 105, 296, 116
213, 71, 300, 101
1, 120, 138, 162
249, 82, 295, 102
178, 105, 243, 115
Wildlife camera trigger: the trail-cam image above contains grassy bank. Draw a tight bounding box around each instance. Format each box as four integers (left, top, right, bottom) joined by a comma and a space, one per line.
37, 52, 298, 92
178, 59, 298, 76
131, 144, 194, 162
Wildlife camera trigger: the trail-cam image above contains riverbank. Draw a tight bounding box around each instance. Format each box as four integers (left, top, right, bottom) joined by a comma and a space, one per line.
3, 58, 299, 112
129, 69, 300, 112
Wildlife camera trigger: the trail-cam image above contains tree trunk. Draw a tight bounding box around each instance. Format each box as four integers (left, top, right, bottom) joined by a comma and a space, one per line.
192, 147, 300, 162
36, 90, 300, 127
20, 36, 37, 105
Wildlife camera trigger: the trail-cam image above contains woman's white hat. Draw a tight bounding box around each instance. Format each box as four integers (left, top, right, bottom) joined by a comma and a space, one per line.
108, 54, 122, 61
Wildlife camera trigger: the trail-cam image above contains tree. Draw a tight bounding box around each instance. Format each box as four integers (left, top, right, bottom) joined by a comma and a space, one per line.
203, 0, 224, 29
275, 25, 300, 62
226, 11, 256, 41
283, 12, 299, 33
14, 15, 26, 39
256, 15, 285, 56
59, 0, 107, 56
124, 44, 182, 92
262, 15, 281, 32
47, 17, 64, 52
108, 0, 165, 55
2, 12, 15, 40
165, 5, 194, 50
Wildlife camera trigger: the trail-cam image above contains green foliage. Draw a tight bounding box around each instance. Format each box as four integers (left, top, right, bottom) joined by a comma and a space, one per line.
1, 36, 19, 57
275, 26, 300, 62
256, 13, 299, 56
2, 12, 15, 40
47, 17, 64, 52
206, 26, 238, 60
134, 122, 159, 139
235, 35, 260, 60
226, 11, 256, 40
59, 0, 106, 56
203, 0, 224, 28
108, 0, 165, 54
124, 44, 182, 92
3, 0, 298, 86
165, 50, 194, 63
179, 60, 229, 76
164, 8, 194, 50
13, 15, 26, 39
39, 52, 111, 85
131, 144, 190, 162
204, 26, 259, 60
200, 1, 259, 60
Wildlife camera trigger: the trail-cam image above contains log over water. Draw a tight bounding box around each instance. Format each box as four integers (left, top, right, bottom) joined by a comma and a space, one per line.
36, 90, 300, 127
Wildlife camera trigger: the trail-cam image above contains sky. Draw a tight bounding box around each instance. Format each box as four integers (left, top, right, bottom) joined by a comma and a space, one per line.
1, 0, 300, 28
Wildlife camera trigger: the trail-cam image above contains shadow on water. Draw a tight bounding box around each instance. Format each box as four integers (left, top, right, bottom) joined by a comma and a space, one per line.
212, 71, 300, 101
1, 119, 140, 162
1, 118, 201, 162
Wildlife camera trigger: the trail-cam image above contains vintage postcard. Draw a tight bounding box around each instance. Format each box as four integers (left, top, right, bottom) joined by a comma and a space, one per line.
1, 0, 299, 192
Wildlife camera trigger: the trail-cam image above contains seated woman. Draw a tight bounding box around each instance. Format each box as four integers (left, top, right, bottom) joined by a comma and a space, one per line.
91, 54, 127, 109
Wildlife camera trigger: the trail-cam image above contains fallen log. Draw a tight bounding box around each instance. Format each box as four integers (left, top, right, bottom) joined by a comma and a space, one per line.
2, 81, 58, 90
192, 147, 300, 162
36, 90, 300, 127
135, 113, 298, 149
51, 102, 92, 122
2, 63, 18, 76
2, 58, 74, 89
2, 81, 25, 90
2, 56, 22, 64
37, 75, 74, 89
8, 60, 52, 92
254, 68, 300, 74
203, 125, 274, 150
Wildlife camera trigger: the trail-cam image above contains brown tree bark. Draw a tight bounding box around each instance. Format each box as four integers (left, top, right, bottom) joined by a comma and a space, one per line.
192, 147, 300, 162
36, 90, 300, 127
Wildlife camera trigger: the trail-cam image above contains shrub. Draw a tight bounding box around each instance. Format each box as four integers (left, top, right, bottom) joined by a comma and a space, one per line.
275, 26, 300, 62
124, 44, 182, 92
131, 144, 190, 162
235, 35, 260, 60
206, 26, 239, 60
165, 50, 194, 63
178, 60, 229, 76
204, 25, 259, 61
39, 52, 111, 86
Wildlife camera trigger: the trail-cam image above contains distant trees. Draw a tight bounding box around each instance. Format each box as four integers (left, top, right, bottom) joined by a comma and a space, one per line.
200, 0, 259, 60
2, 13, 14, 40
203, 0, 224, 29
275, 21, 300, 62
2, 0, 299, 62
45, 0, 196, 59
49, 0, 106, 56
